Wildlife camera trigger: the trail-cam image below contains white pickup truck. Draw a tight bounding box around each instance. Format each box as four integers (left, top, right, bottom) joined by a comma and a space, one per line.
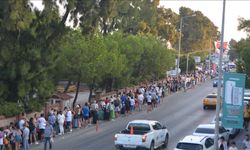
114, 120, 169, 150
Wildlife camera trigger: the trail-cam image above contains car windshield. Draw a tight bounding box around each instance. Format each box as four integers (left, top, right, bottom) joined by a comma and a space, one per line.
195, 128, 214, 134
206, 95, 217, 98
176, 143, 203, 150
127, 123, 150, 131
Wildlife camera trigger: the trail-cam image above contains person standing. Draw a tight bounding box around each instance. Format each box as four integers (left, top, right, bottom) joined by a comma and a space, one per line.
218, 136, 228, 150
37, 114, 46, 142
22, 123, 30, 150
57, 111, 65, 135
82, 103, 90, 128
229, 141, 238, 150
29, 117, 38, 145
244, 104, 250, 131
0, 128, 4, 150
44, 122, 53, 150
14, 126, 22, 150
65, 107, 72, 132
137, 92, 144, 112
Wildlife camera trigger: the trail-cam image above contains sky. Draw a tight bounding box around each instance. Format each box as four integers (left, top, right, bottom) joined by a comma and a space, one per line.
159, 0, 250, 42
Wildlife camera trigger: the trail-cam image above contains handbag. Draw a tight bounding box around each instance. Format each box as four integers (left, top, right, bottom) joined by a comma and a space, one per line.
3, 137, 10, 145
50, 137, 54, 143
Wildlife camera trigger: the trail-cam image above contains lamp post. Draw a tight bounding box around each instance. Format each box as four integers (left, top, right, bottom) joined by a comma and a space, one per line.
215, 0, 226, 149
177, 14, 196, 77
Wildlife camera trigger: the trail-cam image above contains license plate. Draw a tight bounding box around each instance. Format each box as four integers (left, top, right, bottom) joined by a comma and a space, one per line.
124, 144, 136, 148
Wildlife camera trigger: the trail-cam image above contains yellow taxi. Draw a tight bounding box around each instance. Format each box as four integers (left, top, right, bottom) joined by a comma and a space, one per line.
203, 93, 221, 109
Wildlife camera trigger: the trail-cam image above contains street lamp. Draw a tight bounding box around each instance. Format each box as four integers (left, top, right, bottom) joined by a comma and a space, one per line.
177, 14, 196, 77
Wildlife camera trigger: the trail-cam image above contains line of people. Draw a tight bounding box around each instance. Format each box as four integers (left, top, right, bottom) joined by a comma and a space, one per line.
0, 71, 209, 150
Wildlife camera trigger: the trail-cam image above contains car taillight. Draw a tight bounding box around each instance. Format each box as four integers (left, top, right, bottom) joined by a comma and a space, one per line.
142, 135, 147, 142
114, 135, 118, 141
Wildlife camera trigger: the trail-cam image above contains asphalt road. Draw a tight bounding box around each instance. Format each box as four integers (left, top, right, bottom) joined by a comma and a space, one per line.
32, 80, 216, 150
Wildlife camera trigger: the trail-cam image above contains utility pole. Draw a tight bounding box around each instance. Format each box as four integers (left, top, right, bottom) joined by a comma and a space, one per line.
186, 54, 189, 74
177, 15, 196, 77
209, 38, 212, 78
215, 0, 226, 149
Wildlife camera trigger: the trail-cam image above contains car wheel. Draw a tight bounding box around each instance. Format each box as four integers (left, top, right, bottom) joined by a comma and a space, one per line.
203, 106, 207, 110
149, 141, 154, 150
162, 134, 168, 148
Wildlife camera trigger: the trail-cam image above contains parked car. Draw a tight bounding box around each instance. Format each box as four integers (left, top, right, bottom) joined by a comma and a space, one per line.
193, 124, 230, 142
203, 93, 221, 109
175, 135, 215, 150
213, 77, 223, 87
211, 114, 240, 139
114, 120, 169, 150
244, 90, 250, 105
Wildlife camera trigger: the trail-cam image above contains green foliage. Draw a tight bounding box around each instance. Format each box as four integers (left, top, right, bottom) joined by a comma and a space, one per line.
0, 102, 24, 117
175, 7, 218, 52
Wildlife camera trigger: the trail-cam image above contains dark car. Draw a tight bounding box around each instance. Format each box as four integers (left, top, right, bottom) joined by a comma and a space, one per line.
213, 77, 223, 87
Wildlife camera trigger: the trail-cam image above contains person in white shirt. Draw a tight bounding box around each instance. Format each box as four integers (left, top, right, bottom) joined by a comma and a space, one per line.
130, 96, 135, 112
243, 135, 250, 150
22, 123, 30, 150
65, 108, 72, 132
229, 141, 238, 150
37, 114, 46, 142
57, 111, 65, 135
137, 93, 144, 112
218, 136, 228, 150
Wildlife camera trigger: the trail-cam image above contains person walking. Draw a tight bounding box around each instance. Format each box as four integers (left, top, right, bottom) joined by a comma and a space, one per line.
229, 141, 238, 150
44, 122, 53, 150
22, 123, 30, 150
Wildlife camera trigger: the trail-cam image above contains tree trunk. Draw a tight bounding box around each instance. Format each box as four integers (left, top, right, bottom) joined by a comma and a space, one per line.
88, 80, 95, 103
64, 80, 71, 93
88, 86, 93, 103
72, 81, 80, 109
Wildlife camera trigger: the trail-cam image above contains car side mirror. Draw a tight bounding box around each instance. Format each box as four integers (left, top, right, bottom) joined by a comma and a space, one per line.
162, 126, 167, 129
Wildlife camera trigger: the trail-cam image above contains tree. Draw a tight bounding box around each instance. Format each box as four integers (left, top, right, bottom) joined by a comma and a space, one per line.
228, 39, 238, 61
0, 0, 74, 112
175, 7, 218, 52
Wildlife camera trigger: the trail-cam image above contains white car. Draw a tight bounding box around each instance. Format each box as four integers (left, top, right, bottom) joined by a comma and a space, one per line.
175, 135, 215, 150
193, 124, 230, 142
211, 114, 240, 138
114, 120, 169, 150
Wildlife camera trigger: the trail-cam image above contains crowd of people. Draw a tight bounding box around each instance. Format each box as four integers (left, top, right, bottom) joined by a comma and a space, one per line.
0, 71, 212, 150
